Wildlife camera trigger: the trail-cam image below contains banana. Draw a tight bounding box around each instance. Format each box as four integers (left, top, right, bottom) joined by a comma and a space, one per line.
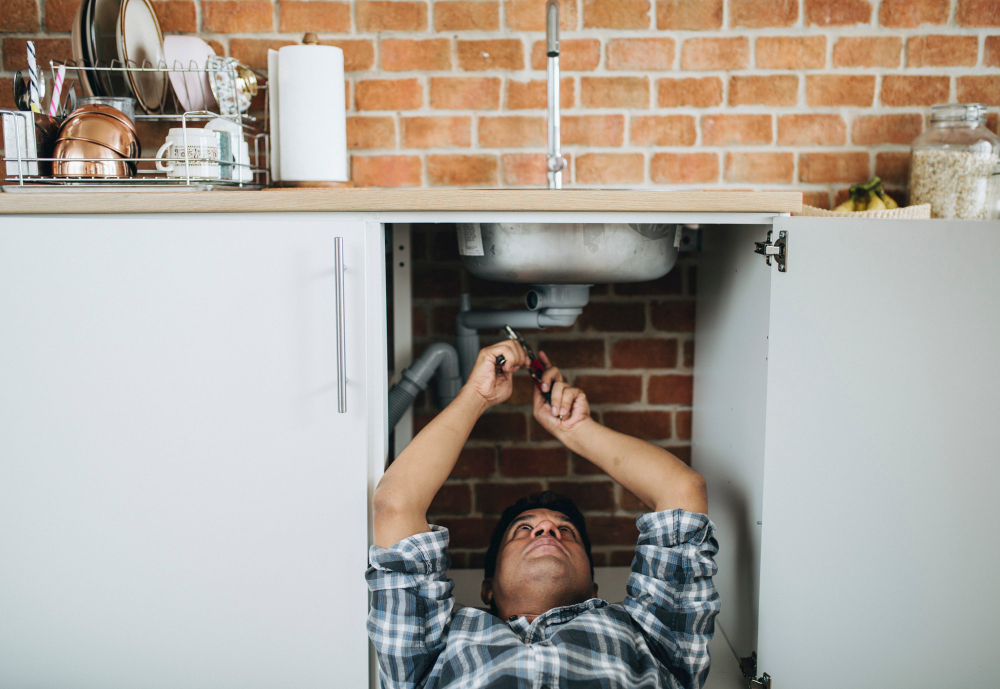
834, 198, 855, 212
879, 191, 899, 209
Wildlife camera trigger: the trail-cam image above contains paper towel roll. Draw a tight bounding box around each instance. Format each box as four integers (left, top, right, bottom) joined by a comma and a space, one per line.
276, 44, 347, 182
267, 48, 281, 182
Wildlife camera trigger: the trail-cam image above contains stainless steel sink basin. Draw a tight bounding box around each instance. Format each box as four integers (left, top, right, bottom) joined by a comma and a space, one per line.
457, 223, 679, 284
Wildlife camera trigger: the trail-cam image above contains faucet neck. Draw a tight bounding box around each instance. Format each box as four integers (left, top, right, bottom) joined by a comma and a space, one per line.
546, 0, 563, 189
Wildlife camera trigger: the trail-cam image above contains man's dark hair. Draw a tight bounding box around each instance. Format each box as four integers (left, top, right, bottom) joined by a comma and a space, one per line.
483, 491, 594, 580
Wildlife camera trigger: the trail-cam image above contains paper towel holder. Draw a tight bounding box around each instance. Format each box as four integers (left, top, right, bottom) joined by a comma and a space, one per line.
302, 32, 320, 45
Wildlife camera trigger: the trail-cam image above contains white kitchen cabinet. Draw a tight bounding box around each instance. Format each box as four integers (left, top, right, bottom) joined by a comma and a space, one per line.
694, 218, 1000, 688
0, 214, 387, 689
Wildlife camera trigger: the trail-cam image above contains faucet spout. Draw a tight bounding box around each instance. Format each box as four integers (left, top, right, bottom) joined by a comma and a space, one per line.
546, 0, 565, 189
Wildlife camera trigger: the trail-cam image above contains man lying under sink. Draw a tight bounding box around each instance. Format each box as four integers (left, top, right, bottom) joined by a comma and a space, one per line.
368, 342, 719, 689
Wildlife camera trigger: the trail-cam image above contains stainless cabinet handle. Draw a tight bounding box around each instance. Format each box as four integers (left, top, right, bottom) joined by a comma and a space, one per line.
335, 237, 346, 413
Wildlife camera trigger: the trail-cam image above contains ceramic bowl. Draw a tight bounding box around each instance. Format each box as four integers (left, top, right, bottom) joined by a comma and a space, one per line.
58, 112, 138, 157
53, 138, 132, 177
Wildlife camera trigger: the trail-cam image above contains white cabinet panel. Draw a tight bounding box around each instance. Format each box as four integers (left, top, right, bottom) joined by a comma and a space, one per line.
757, 218, 1000, 688
0, 214, 378, 689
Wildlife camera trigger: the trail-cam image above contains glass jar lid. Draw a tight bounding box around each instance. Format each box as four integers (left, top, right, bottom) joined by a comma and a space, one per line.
930, 103, 988, 123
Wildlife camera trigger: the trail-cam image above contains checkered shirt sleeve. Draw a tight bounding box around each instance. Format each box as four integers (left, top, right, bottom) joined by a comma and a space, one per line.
366, 526, 454, 689
623, 510, 721, 689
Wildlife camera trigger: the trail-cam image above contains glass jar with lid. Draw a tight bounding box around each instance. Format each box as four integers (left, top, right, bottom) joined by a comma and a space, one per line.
908, 103, 1000, 219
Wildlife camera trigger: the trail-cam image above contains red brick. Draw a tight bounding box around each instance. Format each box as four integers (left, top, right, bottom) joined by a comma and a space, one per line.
150, 0, 197, 31
582, 0, 650, 28
879, 0, 948, 27
676, 410, 692, 440
357, 0, 428, 30
452, 447, 496, 478
729, 75, 798, 107
805, 0, 872, 26
587, 516, 640, 546
648, 375, 693, 405
606, 38, 675, 71
651, 301, 695, 332
322, 39, 377, 72
619, 490, 649, 512
756, 36, 826, 69
538, 339, 605, 368
352, 155, 422, 187
434, 517, 496, 547
702, 114, 772, 146
505, 0, 578, 30
431, 77, 501, 110
413, 265, 462, 297
778, 114, 847, 146
347, 116, 396, 149
530, 39, 601, 71
957, 0, 1000, 26
656, 0, 722, 29
724, 152, 794, 184
799, 152, 869, 183
852, 114, 922, 145
2, 38, 71, 72
631, 115, 696, 146
549, 481, 615, 511
988, 112, 999, 136
229, 39, 294, 70
280, 1, 350, 31
683, 340, 694, 368
881, 75, 950, 106
657, 77, 723, 107
412, 305, 428, 338
875, 151, 910, 185
428, 484, 472, 515
479, 116, 546, 147
381, 39, 451, 72
459, 39, 524, 71
501, 375, 536, 407
581, 77, 650, 109
475, 481, 544, 513
802, 191, 831, 210
0, 77, 15, 110
986, 36, 1000, 66
403, 116, 471, 148
202, 0, 273, 32
957, 76, 1000, 106
571, 453, 605, 476
731, 0, 798, 27
569, 375, 643, 404
807, 75, 875, 107
614, 271, 682, 296
506, 78, 574, 109
651, 153, 719, 184
502, 153, 573, 185
907, 35, 978, 66
562, 115, 625, 146
577, 153, 644, 185
611, 339, 677, 369
500, 447, 568, 476
44, 0, 81, 31
681, 37, 750, 71
356, 78, 423, 110
577, 303, 646, 333
2, 0, 39, 31
434, 0, 499, 30
427, 154, 499, 186
604, 411, 672, 440
832, 37, 902, 67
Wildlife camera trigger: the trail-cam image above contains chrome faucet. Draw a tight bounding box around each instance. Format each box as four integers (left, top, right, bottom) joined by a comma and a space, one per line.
546, 0, 566, 189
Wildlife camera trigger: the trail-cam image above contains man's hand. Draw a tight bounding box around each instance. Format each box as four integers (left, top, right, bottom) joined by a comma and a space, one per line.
462, 340, 528, 411
531, 351, 592, 438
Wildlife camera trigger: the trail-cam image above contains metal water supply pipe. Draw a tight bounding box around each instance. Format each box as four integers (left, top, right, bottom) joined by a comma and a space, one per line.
546, 0, 566, 189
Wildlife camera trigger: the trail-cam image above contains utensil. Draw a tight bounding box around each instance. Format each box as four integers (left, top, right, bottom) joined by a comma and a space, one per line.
58, 112, 138, 157
13, 71, 30, 111
117, 0, 167, 113
77, 96, 136, 123
26, 41, 42, 112
53, 138, 131, 177
163, 36, 217, 112
67, 84, 78, 114
48, 65, 66, 117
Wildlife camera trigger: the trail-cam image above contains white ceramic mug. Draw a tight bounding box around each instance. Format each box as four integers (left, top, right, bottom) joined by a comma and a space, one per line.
155, 128, 220, 178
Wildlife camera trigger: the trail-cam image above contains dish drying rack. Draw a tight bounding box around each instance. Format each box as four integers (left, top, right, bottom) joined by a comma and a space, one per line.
2, 60, 271, 191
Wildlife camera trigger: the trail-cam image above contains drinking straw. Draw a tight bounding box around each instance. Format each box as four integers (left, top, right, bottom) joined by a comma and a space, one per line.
27, 41, 41, 113
48, 64, 66, 117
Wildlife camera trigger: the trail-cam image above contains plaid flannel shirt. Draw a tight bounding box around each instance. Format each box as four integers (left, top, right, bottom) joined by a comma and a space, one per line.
366, 509, 720, 689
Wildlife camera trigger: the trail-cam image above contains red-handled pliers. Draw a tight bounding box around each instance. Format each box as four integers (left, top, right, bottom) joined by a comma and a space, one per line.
504, 325, 552, 405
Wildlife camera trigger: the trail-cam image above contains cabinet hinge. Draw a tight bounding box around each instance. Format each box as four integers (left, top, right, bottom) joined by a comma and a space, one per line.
754, 229, 787, 272
739, 651, 771, 689
748, 673, 772, 689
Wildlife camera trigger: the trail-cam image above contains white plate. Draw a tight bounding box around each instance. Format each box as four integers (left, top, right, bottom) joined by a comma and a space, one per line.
163, 36, 217, 113
116, 0, 166, 113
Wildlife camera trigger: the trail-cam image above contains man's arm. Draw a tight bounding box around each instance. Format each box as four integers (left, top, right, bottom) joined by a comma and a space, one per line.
373, 341, 527, 548
531, 353, 707, 514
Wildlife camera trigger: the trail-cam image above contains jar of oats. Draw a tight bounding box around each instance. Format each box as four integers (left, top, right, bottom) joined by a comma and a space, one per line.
909, 103, 1000, 219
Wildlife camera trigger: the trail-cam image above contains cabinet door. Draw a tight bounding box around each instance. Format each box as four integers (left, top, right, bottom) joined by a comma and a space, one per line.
0, 214, 378, 689
757, 218, 1000, 688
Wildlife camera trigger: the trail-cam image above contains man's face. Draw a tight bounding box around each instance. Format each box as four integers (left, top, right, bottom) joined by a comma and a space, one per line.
482, 508, 596, 615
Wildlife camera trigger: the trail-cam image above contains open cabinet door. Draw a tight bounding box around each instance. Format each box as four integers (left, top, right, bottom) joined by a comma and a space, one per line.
756, 218, 1000, 688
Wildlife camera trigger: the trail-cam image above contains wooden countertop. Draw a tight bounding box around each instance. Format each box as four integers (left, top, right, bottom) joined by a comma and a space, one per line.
0, 188, 801, 214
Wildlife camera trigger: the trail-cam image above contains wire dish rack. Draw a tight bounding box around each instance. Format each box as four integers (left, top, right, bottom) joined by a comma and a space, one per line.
2, 60, 271, 191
